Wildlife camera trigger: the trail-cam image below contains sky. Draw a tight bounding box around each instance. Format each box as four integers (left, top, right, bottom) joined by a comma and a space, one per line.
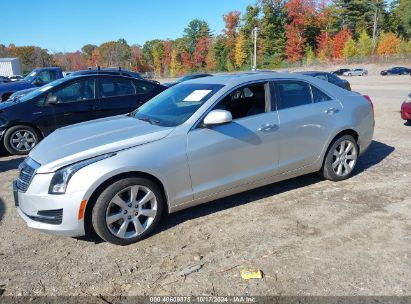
2, 0, 254, 53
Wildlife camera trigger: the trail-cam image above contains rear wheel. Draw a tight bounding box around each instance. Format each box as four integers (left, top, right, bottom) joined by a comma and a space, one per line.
92, 177, 164, 245
321, 135, 358, 181
3, 125, 40, 155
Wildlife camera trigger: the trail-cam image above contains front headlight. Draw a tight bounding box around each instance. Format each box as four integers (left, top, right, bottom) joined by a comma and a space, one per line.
49, 153, 116, 194
404, 94, 411, 104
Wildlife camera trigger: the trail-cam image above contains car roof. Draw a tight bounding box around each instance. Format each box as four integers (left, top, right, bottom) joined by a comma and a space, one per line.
184, 72, 318, 86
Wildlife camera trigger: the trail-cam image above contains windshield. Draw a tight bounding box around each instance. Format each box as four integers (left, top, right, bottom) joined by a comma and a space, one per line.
19, 78, 67, 102
23, 70, 39, 83
134, 83, 223, 127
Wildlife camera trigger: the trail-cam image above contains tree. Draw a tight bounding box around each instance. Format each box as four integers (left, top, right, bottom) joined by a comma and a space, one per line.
81, 44, 97, 58
259, 0, 287, 67
152, 41, 164, 76
284, 0, 316, 63
304, 45, 316, 65
235, 33, 247, 68
343, 37, 358, 58
194, 37, 211, 68
377, 32, 401, 55
332, 28, 352, 58
335, 0, 375, 37
141, 39, 162, 69
316, 31, 333, 61
357, 30, 373, 56
213, 35, 228, 71
183, 19, 211, 55
240, 4, 260, 67
223, 11, 241, 66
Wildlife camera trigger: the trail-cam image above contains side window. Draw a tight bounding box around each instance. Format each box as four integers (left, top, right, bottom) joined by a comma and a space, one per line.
52, 79, 96, 103
311, 85, 332, 103
275, 81, 312, 110
100, 77, 136, 98
315, 74, 328, 81
327, 74, 340, 84
214, 83, 267, 119
36, 70, 59, 84
133, 80, 155, 94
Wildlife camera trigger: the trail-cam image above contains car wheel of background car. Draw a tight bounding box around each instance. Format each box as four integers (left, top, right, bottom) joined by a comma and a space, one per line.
3, 125, 40, 155
92, 177, 164, 245
321, 134, 358, 182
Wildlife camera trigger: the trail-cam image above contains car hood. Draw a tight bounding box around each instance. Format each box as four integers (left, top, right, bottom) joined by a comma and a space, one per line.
31, 115, 175, 173
0, 80, 33, 94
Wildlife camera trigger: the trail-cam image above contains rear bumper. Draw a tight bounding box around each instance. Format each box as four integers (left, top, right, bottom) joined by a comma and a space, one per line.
401, 103, 411, 120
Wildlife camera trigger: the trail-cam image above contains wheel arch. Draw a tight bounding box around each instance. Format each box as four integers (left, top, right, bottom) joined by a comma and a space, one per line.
83, 170, 169, 236
321, 128, 359, 170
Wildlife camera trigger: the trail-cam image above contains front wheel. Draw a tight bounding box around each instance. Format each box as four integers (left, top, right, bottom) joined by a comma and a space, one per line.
321, 135, 358, 181
92, 177, 164, 245
3, 125, 40, 155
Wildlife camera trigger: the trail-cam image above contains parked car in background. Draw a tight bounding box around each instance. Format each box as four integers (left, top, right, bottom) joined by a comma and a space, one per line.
8, 87, 37, 101
0, 74, 166, 155
298, 71, 351, 90
0, 67, 63, 101
380, 67, 411, 76
8, 75, 24, 82
332, 68, 350, 76
163, 73, 212, 87
343, 69, 368, 76
69, 68, 143, 80
13, 72, 374, 245
401, 93, 411, 123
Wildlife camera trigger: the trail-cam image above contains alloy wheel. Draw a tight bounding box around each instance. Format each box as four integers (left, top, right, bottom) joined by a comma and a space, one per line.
105, 185, 158, 239
332, 140, 357, 177
10, 130, 37, 152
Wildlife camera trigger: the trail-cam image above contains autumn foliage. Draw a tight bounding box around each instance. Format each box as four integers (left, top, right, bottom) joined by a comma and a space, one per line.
377, 33, 401, 55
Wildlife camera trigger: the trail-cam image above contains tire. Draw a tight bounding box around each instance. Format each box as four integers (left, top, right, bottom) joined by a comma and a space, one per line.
3, 125, 41, 155
92, 177, 164, 245
321, 135, 358, 182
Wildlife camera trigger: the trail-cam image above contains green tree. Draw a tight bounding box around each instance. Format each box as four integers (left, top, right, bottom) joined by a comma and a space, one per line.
183, 19, 211, 54
343, 37, 358, 58
304, 46, 316, 66
81, 44, 97, 59
213, 35, 228, 71
239, 4, 260, 67
259, 0, 287, 67
357, 30, 373, 56
141, 39, 162, 69
152, 41, 164, 76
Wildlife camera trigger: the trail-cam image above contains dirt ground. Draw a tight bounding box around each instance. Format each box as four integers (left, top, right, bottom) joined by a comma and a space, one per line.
0, 75, 410, 297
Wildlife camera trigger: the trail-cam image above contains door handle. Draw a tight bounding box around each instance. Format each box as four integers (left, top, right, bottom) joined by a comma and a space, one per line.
325, 107, 339, 115
258, 123, 278, 132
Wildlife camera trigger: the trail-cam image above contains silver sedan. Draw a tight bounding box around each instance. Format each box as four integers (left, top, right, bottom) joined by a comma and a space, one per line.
14, 72, 374, 245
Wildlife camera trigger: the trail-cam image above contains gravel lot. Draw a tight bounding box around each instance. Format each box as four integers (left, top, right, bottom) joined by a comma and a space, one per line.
0, 75, 410, 297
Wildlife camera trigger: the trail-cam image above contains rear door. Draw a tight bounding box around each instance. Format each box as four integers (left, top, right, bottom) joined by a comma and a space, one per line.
272, 80, 342, 173
95, 76, 145, 118
35, 77, 98, 134
187, 81, 280, 199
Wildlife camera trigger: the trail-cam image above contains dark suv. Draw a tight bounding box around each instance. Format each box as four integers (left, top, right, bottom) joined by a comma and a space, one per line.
0, 74, 166, 155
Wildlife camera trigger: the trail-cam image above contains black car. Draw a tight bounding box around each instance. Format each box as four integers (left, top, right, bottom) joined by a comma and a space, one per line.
0, 74, 166, 155
298, 71, 351, 91
69, 68, 144, 79
380, 67, 411, 76
163, 73, 212, 87
332, 69, 351, 76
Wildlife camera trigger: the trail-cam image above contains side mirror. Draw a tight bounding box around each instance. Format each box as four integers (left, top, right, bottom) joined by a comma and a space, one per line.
46, 95, 58, 104
203, 110, 232, 126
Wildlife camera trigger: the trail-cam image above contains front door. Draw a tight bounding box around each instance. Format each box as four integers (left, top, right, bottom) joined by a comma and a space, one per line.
35, 78, 98, 135
186, 82, 280, 199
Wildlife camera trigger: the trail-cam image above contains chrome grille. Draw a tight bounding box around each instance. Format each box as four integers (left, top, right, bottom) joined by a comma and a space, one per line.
16, 157, 41, 192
